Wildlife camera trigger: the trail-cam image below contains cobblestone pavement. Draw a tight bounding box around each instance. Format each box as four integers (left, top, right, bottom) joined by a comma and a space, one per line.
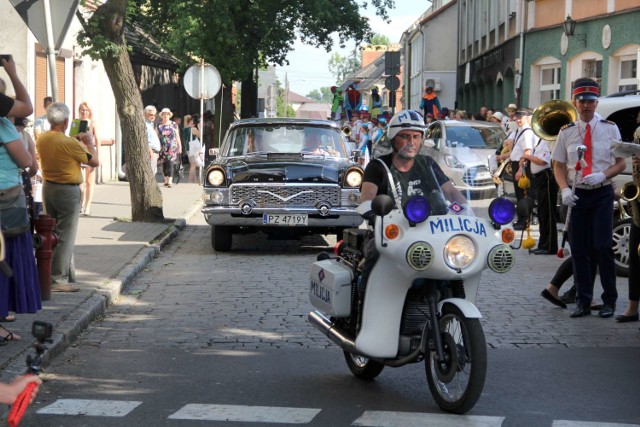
78, 214, 639, 355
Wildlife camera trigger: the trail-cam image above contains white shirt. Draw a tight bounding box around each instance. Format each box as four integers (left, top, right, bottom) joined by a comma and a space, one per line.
529, 140, 551, 174
33, 114, 50, 135
552, 117, 621, 182
509, 125, 536, 161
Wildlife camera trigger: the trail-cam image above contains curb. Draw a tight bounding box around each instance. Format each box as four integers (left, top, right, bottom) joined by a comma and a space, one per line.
0, 200, 202, 381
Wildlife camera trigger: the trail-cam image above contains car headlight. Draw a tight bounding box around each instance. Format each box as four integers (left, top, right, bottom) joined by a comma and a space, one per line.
207, 169, 225, 186
444, 154, 464, 169
345, 169, 363, 187
444, 235, 476, 269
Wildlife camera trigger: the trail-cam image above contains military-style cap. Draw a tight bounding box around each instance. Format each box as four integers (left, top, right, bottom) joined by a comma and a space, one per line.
515, 109, 532, 117
572, 77, 600, 100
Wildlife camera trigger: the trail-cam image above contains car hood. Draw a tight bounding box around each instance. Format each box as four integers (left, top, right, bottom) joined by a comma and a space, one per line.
218, 155, 346, 184
441, 146, 494, 166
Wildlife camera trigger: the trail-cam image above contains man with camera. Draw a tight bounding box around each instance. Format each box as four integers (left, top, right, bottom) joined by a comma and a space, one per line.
36, 103, 99, 292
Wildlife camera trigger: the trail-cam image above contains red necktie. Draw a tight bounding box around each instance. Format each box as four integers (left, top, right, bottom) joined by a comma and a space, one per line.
583, 123, 592, 176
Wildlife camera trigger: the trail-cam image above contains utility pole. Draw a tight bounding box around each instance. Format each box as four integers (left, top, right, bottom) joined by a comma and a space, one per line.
285, 73, 289, 118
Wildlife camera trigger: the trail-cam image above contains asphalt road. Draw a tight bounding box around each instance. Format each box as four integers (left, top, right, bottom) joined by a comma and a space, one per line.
17, 213, 640, 427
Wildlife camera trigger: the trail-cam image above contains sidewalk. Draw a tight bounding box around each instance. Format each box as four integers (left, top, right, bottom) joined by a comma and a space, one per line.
0, 180, 204, 381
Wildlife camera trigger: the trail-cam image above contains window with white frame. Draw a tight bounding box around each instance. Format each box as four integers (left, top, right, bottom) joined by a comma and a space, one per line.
618, 57, 637, 92
540, 64, 561, 103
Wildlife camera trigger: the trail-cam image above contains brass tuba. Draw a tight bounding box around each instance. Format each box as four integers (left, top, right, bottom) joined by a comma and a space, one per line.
620, 129, 640, 230
531, 100, 578, 141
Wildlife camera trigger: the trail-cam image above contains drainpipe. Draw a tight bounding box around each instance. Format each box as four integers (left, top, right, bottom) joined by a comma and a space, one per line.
516, 0, 527, 107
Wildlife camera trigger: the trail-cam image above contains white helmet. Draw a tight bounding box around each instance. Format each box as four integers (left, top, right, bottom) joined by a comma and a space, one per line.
387, 110, 425, 140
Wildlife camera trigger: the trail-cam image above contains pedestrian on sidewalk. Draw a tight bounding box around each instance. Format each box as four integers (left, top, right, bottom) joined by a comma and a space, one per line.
144, 105, 161, 177
71, 102, 100, 216
0, 123, 41, 335
36, 102, 99, 292
158, 108, 182, 188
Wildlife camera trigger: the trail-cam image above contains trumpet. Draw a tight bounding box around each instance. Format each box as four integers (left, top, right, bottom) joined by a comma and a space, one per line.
342, 125, 351, 137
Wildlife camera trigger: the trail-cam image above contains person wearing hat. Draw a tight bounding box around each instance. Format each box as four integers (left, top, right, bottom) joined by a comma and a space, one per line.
490, 111, 504, 123
419, 85, 441, 124
504, 104, 518, 133
552, 77, 626, 319
157, 108, 182, 188
504, 109, 536, 229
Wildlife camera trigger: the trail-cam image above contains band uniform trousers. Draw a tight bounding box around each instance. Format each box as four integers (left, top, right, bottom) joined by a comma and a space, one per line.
510, 161, 525, 222
568, 185, 617, 307
628, 221, 639, 302
532, 168, 558, 253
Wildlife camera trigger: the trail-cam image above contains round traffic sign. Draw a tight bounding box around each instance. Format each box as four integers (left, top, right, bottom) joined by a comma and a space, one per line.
184, 63, 222, 99
385, 76, 400, 91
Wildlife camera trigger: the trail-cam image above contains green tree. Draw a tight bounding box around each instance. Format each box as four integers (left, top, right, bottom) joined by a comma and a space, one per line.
370, 33, 391, 46
328, 51, 361, 85
306, 86, 333, 103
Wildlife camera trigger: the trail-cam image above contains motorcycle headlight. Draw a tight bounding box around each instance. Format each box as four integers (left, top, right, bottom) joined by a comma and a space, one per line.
402, 195, 431, 223
444, 235, 476, 270
489, 197, 516, 225
207, 169, 225, 186
444, 154, 464, 169
345, 169, 363, 188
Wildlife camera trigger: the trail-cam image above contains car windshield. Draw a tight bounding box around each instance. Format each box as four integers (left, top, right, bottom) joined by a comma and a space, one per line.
223, 125, 349, 158
445, 125, 503, 149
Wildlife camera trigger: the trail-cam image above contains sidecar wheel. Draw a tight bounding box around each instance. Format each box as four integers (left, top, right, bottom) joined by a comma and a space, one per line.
425, 304, 487, 414
343, 351, 384, 380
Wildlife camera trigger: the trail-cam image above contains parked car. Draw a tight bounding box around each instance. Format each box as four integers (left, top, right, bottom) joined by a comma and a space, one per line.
201, 118, 364, 251
423, 119, 506, 199
596, 90, 640, 276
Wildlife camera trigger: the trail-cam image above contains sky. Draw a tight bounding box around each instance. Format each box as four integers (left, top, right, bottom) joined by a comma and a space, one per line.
274, 1, 431, 97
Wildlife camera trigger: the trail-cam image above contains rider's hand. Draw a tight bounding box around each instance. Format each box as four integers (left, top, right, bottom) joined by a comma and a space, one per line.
561, 188, 578, 207
581, 172, 606, 186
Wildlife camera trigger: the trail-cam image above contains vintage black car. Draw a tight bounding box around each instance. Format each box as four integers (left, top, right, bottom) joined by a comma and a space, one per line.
202, 118, 364, 251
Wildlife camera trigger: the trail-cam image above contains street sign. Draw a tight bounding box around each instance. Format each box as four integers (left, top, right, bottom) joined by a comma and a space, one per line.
10, 0, 79, 51
184, 63, 222, 100
385, 76, 400, 91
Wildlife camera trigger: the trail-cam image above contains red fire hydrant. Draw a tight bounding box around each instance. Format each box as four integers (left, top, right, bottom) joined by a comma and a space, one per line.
33, 214, 58, 301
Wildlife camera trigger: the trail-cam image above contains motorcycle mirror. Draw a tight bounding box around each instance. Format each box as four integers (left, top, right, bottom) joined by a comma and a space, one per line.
372, 194, 394, 217
516, 196, 535, 219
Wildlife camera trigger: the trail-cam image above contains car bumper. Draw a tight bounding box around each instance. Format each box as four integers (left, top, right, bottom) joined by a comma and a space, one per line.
454, 185, 498, 200
202, 205, 364, 227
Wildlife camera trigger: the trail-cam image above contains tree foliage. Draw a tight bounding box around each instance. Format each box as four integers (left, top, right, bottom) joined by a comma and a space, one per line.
306, 87, 333, 103
370, 33, 391, 46
328, 51, 361, 85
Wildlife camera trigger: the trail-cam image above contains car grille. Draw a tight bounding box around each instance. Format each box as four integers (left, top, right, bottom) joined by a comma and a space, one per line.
231, 184, 341, 207
463, 165, 493, 187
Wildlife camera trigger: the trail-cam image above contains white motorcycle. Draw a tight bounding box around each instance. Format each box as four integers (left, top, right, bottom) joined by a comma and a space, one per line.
309, 187, 520, 414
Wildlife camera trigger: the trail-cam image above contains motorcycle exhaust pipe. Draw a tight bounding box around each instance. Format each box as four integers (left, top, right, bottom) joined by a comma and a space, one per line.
308, 310, 357, 354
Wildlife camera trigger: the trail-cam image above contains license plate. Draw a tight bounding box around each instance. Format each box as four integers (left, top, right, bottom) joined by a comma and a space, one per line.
476, 171, 491, 180
263, 214, 308, 226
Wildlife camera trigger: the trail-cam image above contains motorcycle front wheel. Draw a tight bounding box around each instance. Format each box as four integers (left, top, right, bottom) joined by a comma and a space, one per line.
343, 351, 384, 380
425, 304, 487, 414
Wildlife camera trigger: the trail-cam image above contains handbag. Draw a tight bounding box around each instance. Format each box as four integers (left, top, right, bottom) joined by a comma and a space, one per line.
0, 184, 30, 238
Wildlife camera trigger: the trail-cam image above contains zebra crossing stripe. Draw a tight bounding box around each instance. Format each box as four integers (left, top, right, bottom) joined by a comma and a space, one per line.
352, 411, 505, 427
553, 421, 640, 427
36, 399, 142, 417
168, 404, 321, 423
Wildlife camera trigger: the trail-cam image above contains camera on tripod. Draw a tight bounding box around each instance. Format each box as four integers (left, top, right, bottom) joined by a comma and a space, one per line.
27, 321, 53, 375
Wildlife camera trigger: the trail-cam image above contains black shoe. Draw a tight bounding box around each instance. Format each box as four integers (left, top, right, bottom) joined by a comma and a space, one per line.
541, 289, 567, 309
560, 287, 577, 304
598, 305, 615, 318
590, 303, 604, 311
532, 249, 552, 255
570, 305, 591, 318
615, 313, 639, 323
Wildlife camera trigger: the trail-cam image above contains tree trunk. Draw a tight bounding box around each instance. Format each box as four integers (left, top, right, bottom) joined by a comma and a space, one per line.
240, 70, 258, 119
93, 0, 164, 222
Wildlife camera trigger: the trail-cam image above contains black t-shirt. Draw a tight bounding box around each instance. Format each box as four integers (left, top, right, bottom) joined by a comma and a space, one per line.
363, 154, 451, 213
0, 93, 15, 117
